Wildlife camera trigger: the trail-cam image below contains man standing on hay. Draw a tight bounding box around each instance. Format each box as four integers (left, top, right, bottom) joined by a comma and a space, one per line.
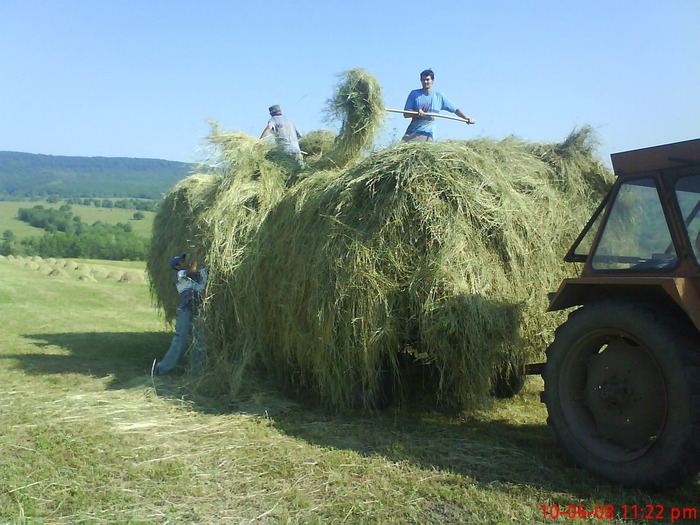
260, 104, 305, 169
402, 69, 474, 142
152, 251, 207, 377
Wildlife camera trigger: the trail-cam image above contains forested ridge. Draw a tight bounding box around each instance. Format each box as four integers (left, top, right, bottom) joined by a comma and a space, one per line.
0, 151, 194, 199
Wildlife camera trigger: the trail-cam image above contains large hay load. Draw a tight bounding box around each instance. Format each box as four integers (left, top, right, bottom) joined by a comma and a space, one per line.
147, 68, 612, 410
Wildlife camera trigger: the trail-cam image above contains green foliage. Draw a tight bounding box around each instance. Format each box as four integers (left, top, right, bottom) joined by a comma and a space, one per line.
62, 197, 158, 211
16, 205, 149, 260
20, 230, 149, 260
0, 151, 193, 199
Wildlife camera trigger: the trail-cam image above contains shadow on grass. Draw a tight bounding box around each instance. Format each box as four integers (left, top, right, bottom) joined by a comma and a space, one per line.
9, 331, 170, 389
197, 371, 700, 509
152, 367, 700, 506
265, 406, 700, 510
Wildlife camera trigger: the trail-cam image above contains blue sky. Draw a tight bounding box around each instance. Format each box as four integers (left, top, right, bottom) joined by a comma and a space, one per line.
2, 1, 698, 165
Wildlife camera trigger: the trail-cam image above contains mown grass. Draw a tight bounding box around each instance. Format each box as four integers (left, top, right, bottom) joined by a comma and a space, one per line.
0, 200, 156, 238
0, 256, 698, 524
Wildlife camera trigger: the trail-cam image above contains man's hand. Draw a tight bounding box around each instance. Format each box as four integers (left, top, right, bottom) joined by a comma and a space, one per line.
454, 109, 474, 125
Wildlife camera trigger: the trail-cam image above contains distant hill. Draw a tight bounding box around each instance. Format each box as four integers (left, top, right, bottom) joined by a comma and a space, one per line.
0, 151, 195, 199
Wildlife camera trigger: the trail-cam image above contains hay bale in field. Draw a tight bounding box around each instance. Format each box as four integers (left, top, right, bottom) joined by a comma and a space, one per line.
106, 270, 122, 280
118, 271, 145, 284
37, 264, 53, 274
23, 261, 39, 270
45, 257, 56, 265
75, 263, 90, 272
78, 273, 97, 282
63, 260, 78, 270
49, 268, 69, 279
90, 267, 106, 278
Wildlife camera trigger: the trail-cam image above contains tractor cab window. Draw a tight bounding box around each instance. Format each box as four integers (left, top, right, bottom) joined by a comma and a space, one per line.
591, 177, 677, 271
566, 198, 606, 261
674, 173, 700, 262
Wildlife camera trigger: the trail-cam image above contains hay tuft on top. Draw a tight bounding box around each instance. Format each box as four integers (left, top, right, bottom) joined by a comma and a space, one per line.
320, 68, 385, 168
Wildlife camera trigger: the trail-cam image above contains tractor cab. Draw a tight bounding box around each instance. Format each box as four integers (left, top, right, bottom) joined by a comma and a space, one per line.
549, 138, 700, 329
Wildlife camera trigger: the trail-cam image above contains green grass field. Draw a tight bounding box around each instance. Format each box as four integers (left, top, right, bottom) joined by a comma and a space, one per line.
0, 200, 156, 239
0, 255, 697, 524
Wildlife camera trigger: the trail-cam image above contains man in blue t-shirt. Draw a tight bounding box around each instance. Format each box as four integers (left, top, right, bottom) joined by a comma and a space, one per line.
402, 69, 475, 142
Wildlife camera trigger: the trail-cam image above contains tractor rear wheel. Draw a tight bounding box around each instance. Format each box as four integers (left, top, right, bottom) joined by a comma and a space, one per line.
543, 299, 700, 489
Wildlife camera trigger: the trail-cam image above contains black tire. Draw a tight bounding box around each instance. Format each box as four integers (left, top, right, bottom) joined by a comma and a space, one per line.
543, 299, 700, 489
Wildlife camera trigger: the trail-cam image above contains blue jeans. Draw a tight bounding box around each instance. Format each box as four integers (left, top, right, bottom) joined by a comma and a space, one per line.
156, 308, 206, 375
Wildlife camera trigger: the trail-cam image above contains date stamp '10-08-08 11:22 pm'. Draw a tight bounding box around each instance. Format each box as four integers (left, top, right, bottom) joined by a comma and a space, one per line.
541, 504, 697, 522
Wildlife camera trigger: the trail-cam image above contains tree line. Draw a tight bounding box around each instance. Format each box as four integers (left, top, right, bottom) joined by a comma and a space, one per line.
59, 197, 159, 212
1, 205, 149, 260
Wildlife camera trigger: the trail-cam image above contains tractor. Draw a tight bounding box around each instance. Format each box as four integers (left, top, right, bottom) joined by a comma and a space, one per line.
541, 138, 700, 489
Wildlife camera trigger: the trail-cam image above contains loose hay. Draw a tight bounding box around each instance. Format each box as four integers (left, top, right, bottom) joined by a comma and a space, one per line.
299, 129, 337, 162
147, 70, 612, 411
228, 132, 611, 409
